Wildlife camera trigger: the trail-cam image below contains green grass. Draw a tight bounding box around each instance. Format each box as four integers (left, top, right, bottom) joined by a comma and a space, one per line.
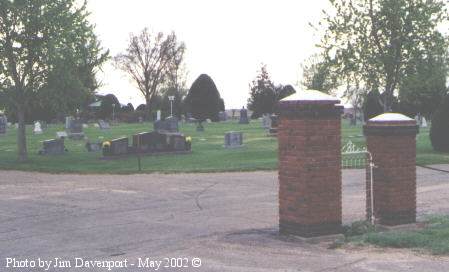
0, 119, 448, 174
345, 216, 449, 255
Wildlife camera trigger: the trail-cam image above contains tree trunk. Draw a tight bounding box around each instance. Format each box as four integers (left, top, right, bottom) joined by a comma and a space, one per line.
145, 96, 151, 121
17, 108, 28, 162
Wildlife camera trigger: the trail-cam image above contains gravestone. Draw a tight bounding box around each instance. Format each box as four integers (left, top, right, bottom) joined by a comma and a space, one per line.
85, 142, 102, 152
98, 119, 110, 130
56, 131, 68, 139
34, 122, 43, 134
165, 132, 187, 151
268, 114, 279, 136
219, 111, 228, 122
132, 131, 188, 153
224, 131, 243, 148
0, 115, 6, 135
421, 117, 428, 128
138, 117, 144, 123
65, 116, 73, 130
157, 110, 161, 121
39, 139, 65, 155
68, 118, 84, 140
154, 116, 178, 133
83, 124, 89, 129
261, 114, 271, 129
239, 108, 249, 124
133, 131, 167, 152
103, 137, 129, 156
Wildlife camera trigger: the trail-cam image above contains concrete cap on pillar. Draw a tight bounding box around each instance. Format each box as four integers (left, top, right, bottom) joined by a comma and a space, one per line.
367, 113, 417, 126
364, 113, 419, 136
279, 89, 340, 106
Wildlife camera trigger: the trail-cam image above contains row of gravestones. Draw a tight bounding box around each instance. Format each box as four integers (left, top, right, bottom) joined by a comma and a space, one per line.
104, 131, 190, 157
39, 118, 111, 155
34, 110, 273, 155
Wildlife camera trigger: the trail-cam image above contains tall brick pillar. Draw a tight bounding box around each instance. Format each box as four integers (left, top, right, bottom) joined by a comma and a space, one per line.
363, 113, 419, 226
278, 90, 343, 237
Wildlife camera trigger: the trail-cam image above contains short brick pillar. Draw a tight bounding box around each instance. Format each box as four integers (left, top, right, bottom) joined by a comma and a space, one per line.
363, 113, 419, 226
278, 90, 343, 237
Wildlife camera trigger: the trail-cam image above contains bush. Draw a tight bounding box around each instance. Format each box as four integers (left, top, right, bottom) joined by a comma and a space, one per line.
430, 94, 449, 152
184, 74, 223, 122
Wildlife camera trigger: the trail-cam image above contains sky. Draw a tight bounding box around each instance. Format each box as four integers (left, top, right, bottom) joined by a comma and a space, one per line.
86, 0, 331, 108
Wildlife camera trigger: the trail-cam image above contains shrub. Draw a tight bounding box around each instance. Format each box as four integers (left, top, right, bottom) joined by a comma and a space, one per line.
430, 94, 449, 152
184, 74, 223, 122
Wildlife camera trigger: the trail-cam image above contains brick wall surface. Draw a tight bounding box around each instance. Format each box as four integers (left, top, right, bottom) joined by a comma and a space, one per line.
278, 103, 343, 237
364, 120, 419, 226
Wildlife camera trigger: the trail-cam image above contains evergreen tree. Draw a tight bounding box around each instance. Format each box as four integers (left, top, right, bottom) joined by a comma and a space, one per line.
184, 74, 223, 122
430, 93, 449, 152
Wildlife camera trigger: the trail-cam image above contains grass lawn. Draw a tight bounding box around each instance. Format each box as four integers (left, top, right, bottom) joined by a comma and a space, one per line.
0, 119, 448, 174
344, 216, 449, 255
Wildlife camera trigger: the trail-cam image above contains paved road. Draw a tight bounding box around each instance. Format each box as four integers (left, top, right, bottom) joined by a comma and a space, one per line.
0, 166, 448, 271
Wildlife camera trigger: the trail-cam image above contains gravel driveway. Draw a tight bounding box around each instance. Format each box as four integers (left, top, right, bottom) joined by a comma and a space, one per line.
0, 166, 449, 271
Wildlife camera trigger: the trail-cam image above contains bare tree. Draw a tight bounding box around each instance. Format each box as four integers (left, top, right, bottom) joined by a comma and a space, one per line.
114, 28, 186, 115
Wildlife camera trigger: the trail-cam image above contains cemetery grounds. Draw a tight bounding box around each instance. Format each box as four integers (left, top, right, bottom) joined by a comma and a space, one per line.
0, 120, 448, 174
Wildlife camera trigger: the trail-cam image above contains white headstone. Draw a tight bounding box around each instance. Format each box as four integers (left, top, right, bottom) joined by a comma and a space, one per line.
34, 122, 43, 134
56, 131, 68, 139
157, 110, 161, 121
83, 123, 89, 128
15, 123, 18, 129
421, 117, 428, 128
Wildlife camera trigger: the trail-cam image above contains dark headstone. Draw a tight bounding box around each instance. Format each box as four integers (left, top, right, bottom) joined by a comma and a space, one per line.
68, 118, 84, 140
109, 137, 128, 156
98, 119, 110, 130
133, 131, 168, 152
165, 132, 186, 151
218, 111, 227, 122
86, 142, 102, 152
39, 139, 65, 155
65, 116, 73, 130
133, 131, 188, 153
224, 131, 243, 148
0, 115, 6, 135
154, 116, 178, 132
239, 108, 249, 124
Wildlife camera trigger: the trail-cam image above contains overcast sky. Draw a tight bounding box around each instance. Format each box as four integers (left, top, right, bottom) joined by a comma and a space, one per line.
86, 0, 332, 108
